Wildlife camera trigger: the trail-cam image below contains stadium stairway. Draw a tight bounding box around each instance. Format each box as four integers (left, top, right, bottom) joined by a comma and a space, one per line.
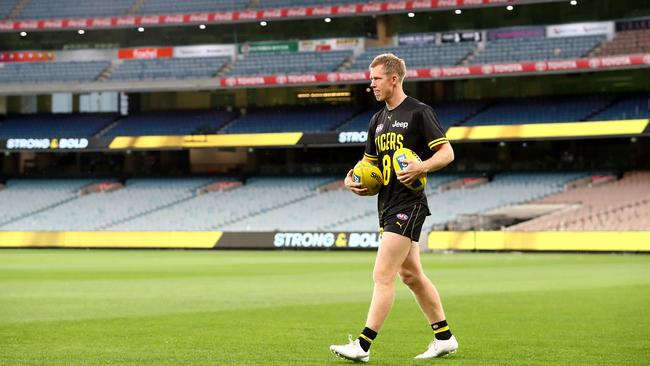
7, 0, 26, 20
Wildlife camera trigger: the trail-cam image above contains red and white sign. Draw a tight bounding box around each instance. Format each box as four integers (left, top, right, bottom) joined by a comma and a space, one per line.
1, 0, 550, 33
217, 54, 650, 87
0, 51, 54, 62
546, 21, 614, 38
118, 47, 173, 59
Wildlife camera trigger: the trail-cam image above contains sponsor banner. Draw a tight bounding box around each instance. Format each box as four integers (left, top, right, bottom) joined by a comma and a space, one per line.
441, 31, 481, 43
0, 231, 222, 249
397, 33, 436, 46
238, 41, 298, 55
616, 17, 650, 31
298, 38, 364, 53
445, 119, 650, 141
118, 47, 173, 59
428, 231, 650, 252
0, 51, 54, 63
546, 21, 614, 38
487, 26, 545, 40
216, 232, 381, 250
2, 1, 560, 33
173, 44, 235, 58
3, 138, 92, 150
215, 54, 650, 87
108, 132, 303, 149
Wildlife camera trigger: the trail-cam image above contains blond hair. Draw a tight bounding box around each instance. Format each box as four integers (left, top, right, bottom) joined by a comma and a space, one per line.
370, 53, 406, 81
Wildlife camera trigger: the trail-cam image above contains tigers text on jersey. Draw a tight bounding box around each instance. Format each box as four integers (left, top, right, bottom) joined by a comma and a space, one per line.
363, 96, 448, 217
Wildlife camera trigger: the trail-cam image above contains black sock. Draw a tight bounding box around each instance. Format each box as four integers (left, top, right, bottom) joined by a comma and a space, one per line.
431, 320, 452, 340
357, 327, 377, 352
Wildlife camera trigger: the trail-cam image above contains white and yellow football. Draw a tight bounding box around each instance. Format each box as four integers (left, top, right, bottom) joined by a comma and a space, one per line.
352, 160, 383, 196
393, 147, 427, 191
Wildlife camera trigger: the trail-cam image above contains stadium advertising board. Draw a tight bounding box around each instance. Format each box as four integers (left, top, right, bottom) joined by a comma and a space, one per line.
546, 21, 614, 38
0, 51, 54, 63
397, 33, 436, 46
440, 31, 481, 43
3, 138, 93, 150
173, 44, 236, 58
216, 53, 650, 87
616, 17, 650, 31
217, 232, 381, 250
0, 1, 561, 33
487, 26, 545, 40
298, 38, 364, 53
118, 47, 173, 59
238, 41, 298, 55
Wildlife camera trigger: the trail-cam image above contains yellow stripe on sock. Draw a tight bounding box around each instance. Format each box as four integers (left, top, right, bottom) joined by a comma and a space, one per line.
359, 334, 373, 343
433, 326, 450, 334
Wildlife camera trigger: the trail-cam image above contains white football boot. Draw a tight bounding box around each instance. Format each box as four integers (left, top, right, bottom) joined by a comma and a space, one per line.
414, 335, 458, 359
329, 335, 370, 363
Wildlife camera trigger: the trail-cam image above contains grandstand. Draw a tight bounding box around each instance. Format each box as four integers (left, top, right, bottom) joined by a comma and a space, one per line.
0, 113, 116, 138
592, 29, 650, 56
101, 110, 237, 137
228, 50, 352, 76
508, 171, 650, 231
0, 61, 110, 84
349, 43, 476, 70
108, 57, 231, 81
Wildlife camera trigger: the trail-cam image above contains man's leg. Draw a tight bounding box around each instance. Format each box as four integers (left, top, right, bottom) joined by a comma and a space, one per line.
329, 231, 412, 362
398, 243, 445, 323
399, 242, 458, 359
365, 231, 413, 331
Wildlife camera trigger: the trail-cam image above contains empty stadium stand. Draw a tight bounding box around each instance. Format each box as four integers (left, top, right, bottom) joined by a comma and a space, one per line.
468, 35, 606, 64
255, 0, 373, 9
0, 179, 97, 227
591, 29, 650, 56
0, 178, 214, 231
588, 94, 650, 121
0, 113, 117, 138
0, 61, 110, 84
348, 43, 476, 70
108, 176, 334, 231
108, 57, 231, 81
227, 50, 352, 76
101, 110, 237, 137
424, 173, 587, 229
222, 105, 358, 133
462, 95, 613, 125
138, 0, 246, 15
0, 1, 16, 19
507, 171, 650, 231
16, 0, 133, 19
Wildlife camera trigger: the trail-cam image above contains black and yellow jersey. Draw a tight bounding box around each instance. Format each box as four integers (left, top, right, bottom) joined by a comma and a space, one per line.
363, 96, 448, 217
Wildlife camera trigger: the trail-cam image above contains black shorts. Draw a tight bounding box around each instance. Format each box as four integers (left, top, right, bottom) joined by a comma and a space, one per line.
379, 203, 428, 242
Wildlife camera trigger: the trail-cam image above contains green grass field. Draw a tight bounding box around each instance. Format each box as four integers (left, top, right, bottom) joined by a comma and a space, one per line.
1, 250, 649, 365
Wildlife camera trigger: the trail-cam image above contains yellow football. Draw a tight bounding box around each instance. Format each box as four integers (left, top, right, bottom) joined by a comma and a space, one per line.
392, 147, 427, 191
352, 160, 383, 196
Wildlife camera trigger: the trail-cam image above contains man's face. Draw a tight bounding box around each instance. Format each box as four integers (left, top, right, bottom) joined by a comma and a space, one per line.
369, 64, 396, 102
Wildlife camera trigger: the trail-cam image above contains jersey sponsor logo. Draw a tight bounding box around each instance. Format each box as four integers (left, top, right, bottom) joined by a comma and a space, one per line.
376, 123, 384, 134
395, 153, 409, 170
397, 213, 409, 220
396, 221, 404, 229
391, 121, 408, 128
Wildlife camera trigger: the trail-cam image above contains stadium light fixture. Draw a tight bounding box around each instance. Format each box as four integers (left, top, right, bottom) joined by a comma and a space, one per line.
324, 17, 332, 23
570, 0, 577, 4
454, 9, 462, 15
199, 24, 206, 29
137, 27, 145, 32
506, 5, 514, 11
407, 12, 415, 18
260, 21, 268, 27
19, 31, 27, 37
77, 29, 85, 35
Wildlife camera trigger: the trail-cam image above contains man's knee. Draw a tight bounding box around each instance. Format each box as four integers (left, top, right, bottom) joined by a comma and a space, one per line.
373, 268, 396, 286
399, 269, 422, 288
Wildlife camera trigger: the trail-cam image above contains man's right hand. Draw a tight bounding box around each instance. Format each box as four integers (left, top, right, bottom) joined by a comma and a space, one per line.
344, 168, 369, 196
